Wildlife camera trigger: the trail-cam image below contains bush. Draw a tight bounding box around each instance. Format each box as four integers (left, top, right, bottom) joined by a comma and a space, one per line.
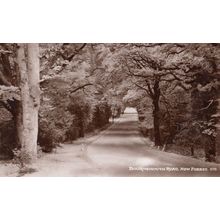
38, 130, 56, 153
12, 148, 33, 168
67, 96, 92, 139
38, 119, 64, 153
65, 125, 80, 141
174, 122, 216, 160
38, 85, 112, 151
92, 101, 111, 128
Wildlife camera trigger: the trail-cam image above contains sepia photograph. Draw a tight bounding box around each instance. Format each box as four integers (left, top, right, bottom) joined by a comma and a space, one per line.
0, 43, 219, 177
1, 1, 220, 220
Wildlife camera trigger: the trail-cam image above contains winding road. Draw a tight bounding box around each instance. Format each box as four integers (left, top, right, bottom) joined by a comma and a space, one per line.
25, 108, 220, 177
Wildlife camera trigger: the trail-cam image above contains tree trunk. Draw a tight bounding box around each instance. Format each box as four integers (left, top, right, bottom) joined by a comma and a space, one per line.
17, 43, 40, 163
152, 79, 162, 147
190, 146, 194, 157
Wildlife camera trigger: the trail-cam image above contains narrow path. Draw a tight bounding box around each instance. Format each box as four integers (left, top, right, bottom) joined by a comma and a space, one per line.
24, 109, 220, 176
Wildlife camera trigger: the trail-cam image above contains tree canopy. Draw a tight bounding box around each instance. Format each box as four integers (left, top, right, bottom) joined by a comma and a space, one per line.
0, 43, 219, 164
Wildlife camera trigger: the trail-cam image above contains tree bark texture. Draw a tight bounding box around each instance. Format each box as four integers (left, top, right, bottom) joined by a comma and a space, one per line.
17, 43, 40, 162
152, 79, 162, 147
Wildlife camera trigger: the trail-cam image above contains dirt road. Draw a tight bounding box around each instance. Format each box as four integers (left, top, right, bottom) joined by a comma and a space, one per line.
22, 109, 220, 176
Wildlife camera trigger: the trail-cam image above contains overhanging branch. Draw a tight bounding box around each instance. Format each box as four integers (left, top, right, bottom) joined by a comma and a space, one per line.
60, 43, 87, 62
70, 83, 93, 94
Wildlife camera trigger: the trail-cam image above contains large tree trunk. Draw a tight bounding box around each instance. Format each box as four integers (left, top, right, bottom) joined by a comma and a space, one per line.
17, 43, 40, 162
152, 79, 162, 147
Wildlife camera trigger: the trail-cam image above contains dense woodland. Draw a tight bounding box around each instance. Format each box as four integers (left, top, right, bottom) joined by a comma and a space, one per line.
0, 43, 219, 167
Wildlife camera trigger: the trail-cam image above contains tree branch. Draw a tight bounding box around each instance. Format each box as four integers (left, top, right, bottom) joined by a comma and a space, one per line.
0, 100, 13, 113
133, 82, 151, 97
133, 43, 164, 48
200, 99, 214, 111
70, 83, 93, 94
146, 80, 154, 98
60, 43, 87, 62
0, 49, 12, 54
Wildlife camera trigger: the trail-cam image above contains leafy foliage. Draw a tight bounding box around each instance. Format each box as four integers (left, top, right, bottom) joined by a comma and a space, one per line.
0, 85, 20, 101
0, 43, 219, 164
